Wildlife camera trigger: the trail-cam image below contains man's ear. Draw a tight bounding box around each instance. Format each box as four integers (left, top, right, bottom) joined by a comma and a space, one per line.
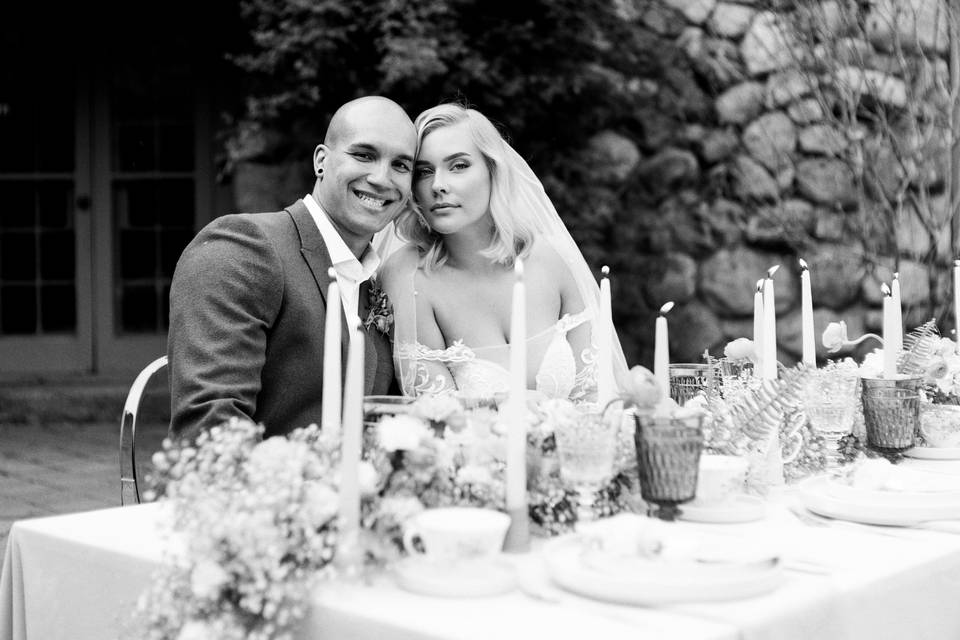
313, 144, 328, 178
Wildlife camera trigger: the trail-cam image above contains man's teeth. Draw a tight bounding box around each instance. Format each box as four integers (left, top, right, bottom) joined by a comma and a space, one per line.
356, 192, 386, 209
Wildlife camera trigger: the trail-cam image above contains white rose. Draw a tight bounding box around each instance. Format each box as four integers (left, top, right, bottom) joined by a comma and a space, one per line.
303, 482, 339, 526
177, 620, 215, 640
378, 415, 429, 452
859, 349, 883, 377
822, 321, 848, 352
190, 559, 230, 600
357, 461, 378, 496
723, 337, 755, 362
456, 464, 494, 486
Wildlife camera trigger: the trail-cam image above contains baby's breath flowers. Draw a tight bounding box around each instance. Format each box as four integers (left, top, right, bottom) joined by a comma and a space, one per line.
137, 419, 341, 640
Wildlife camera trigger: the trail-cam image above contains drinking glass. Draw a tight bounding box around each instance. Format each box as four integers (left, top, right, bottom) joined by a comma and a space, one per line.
860, 376, 923, 460
803, 367, 859, 469
553, 406, 619, 526
633, 413, 704, 521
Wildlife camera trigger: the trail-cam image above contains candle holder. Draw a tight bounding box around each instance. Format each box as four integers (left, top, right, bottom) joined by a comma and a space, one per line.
860, 376, 922, 460
668, 363, 718, 406
633, 413, 704, 521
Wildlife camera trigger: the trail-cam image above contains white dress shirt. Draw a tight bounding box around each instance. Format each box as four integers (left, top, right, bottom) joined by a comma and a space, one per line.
303, 194, 380, 322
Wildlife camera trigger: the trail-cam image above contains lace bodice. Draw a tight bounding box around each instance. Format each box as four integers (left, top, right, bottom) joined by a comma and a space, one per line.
396, 309, 597, 402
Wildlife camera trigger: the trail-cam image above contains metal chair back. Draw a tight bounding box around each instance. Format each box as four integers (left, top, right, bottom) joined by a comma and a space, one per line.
120, 355, 168, 505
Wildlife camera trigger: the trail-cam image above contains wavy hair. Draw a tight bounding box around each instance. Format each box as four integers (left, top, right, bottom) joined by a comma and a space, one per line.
395, 103, 537, 270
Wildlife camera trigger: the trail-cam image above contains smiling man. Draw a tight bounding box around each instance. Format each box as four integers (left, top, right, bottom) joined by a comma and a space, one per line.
168, 97, 416, 441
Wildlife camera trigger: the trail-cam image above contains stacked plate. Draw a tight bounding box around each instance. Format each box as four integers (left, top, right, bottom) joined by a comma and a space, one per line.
541, 515, 783, 605
800, 473, 960, 526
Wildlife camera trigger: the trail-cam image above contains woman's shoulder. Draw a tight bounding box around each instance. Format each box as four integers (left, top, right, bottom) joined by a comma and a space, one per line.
379, 244, 421, 289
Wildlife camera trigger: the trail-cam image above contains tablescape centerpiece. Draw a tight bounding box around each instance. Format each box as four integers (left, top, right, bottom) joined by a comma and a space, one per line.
136, 388, 654, 638
822, 314, 960, 458
137, 419, 344, 640
700, 347, 815, 488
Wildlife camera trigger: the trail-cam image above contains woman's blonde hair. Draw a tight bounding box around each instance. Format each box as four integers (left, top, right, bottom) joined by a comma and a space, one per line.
395, 103, 536, 270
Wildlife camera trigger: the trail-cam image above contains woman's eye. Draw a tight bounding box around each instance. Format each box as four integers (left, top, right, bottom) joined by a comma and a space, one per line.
414, 167, 434, 179
394, 161, 412, 173
451, 161, 469, 171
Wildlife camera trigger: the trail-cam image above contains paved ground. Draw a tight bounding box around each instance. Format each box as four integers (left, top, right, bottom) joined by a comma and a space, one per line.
0, 420, 169, 552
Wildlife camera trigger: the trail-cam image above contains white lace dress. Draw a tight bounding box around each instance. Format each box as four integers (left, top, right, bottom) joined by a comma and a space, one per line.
396, 309, 598, 402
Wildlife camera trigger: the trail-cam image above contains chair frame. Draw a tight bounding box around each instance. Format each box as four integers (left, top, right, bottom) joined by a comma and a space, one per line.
120, 355, 168, 505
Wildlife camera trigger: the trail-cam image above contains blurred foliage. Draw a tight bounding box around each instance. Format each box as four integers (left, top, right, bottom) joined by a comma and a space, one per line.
228, 0, 698, 364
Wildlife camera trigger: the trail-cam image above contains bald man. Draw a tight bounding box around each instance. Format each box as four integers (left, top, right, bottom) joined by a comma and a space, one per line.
168, 97, 416, 440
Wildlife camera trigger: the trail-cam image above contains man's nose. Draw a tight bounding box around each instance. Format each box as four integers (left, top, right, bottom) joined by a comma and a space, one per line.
368, 160, 391, 187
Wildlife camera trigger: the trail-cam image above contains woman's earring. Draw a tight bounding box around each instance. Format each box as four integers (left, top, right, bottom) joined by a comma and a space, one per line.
315, 167, 323, 179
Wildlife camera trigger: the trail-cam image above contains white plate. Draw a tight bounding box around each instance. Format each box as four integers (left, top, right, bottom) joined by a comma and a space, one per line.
394, 556, 516, 597
678, 494, 766, 524
905, 447, 960, 461
800, 476, 960, 526
542, 535, 783, 605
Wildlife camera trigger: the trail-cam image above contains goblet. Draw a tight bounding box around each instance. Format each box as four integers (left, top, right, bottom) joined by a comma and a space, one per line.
553, 406, 619, 526
860, 376, 923, 461
802, 366, 859, 469
634, 413, 704, 521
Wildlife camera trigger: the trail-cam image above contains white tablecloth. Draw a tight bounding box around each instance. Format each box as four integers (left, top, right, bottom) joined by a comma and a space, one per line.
4, 484, 960, 640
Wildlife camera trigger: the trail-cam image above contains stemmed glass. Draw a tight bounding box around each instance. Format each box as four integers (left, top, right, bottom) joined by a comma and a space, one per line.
634, 413, 704, 521
802, 363, 859, 469
553, 406, 620, 526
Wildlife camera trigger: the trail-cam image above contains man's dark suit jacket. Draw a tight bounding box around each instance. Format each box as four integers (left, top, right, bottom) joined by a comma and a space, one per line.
167, 199, 395, 441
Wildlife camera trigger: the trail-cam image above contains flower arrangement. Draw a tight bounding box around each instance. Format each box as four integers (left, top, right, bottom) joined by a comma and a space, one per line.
361, 393, 637, 559
136, 390, 645, 638
136, 419, 343, 640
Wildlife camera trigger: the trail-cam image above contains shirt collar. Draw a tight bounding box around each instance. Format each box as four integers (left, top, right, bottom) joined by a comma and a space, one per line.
303, 194, 381, 280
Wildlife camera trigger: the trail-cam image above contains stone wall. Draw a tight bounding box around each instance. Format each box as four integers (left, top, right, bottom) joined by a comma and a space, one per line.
228, 0, 957, 369
589, 0, 956, 366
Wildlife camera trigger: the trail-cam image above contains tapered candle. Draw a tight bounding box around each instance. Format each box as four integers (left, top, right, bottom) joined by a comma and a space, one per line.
753, 279, 764, 377
597, 266, 615, 407
881, 283, 896, 378
504, 258, 529, 552
762, 266, 780, 379
339, 317, 364, 548
322, 268, 342, 431
954, 260, 960, 354
890, 272, 903, 363
799, 259, 815, 366
506, 258, 527, 511
654, 302, 674, 403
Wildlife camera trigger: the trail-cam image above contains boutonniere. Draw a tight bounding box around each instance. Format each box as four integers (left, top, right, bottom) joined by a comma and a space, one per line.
364, 280, 394, 335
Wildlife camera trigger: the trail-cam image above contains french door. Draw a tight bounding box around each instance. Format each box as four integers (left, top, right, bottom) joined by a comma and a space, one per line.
0, 13, 218, 375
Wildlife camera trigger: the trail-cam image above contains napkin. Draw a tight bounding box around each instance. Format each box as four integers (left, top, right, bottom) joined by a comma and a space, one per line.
851, 458, 960, 493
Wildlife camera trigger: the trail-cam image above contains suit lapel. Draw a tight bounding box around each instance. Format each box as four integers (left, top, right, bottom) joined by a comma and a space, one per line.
287, 201, 349, 352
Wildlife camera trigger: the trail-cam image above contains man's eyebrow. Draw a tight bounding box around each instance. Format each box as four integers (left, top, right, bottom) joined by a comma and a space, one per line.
347, 142, 414, 163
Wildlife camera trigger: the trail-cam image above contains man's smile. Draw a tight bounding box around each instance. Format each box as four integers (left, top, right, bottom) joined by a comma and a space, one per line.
353, 189, 392, 211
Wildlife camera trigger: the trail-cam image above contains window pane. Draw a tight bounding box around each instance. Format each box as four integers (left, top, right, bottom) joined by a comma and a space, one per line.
37, 182, 72, 228
40, 230, 74, 279
116, 124, 156, 172
0, 232, 36, 280
119, 229, 156, 279
1, 285, 37, 334
160, 228, 192, 276
40, 284, 75, 332
157, 123, 193, 171
121, 284, 157, 332
157, 179, 194, 225
0, 183, 36, 229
